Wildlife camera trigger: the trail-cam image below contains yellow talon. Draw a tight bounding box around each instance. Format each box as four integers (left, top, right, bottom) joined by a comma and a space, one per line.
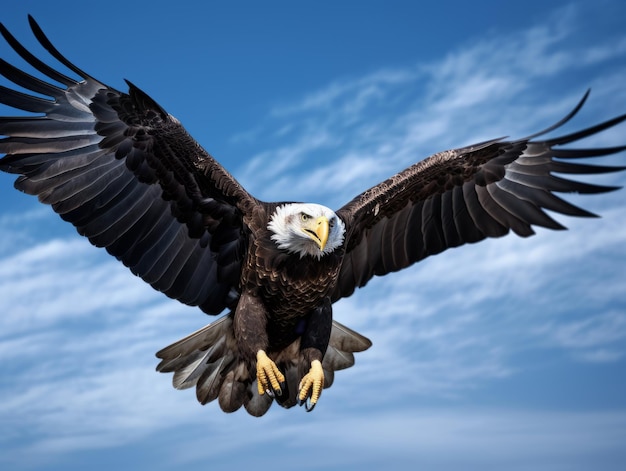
298, 359, 324, 411
256, 350, 285, 396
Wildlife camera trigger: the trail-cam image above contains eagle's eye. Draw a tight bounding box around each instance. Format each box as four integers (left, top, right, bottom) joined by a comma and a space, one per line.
300, 212, 310, 222
329, 217, 336, 228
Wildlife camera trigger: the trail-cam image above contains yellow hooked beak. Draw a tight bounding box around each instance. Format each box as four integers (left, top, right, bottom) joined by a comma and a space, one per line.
303, 216, 330, 252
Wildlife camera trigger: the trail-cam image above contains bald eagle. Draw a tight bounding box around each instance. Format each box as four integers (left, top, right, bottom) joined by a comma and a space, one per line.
1, 17, 625, 416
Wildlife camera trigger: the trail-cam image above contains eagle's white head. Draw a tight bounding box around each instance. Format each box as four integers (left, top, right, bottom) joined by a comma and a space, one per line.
268, 203, 345, 259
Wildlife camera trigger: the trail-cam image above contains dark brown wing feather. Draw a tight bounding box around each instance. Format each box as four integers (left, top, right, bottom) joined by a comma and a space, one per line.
0, 16, 256, 315
332, 93, 626, 301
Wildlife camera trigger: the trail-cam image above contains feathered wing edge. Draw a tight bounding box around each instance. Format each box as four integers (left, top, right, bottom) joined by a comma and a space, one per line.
332, 93, 626, 301
156, 316, 371, 416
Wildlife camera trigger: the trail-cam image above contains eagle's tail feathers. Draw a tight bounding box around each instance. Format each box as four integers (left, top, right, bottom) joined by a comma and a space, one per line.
155, 314, 232, 363
217, 361, 249, 413
156, 313, 273, 415
155, 316, 371, 415
244, 381, 273, 416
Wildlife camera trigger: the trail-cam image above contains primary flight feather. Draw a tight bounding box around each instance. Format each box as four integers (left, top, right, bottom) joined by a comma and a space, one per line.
1, 16, 624, 416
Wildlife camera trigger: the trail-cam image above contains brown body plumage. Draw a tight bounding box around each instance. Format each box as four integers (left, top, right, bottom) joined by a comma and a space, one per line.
0, 17, 624, 416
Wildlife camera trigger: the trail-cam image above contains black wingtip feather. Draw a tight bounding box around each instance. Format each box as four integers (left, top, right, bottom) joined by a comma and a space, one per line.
26, 15, 95, 82
546, 112, 626, 147
523, 89, 591, 141
551, 146, 626, 160
0, 17, 78, 87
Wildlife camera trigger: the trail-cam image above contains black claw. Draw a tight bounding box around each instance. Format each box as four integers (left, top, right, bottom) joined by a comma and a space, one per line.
297, 395, 316, 412
266, 381, 285, 398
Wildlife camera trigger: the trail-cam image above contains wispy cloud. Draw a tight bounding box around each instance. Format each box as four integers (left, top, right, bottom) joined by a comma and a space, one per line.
270, 67, 420, 117
235, 5, 626, 209
534, 311, 626, 362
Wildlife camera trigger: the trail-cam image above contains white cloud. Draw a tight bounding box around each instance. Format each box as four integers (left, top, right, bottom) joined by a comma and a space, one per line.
0, 237, 162, 335
535, 311, 626, 353
270, 67, 420, 117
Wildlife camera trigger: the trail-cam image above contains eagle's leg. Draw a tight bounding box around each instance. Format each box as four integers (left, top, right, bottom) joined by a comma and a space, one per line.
234, 290, 286, 397
297, 298, 332, 411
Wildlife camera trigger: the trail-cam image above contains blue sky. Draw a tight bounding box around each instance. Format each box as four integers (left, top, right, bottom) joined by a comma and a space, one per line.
1, 1, 626, 470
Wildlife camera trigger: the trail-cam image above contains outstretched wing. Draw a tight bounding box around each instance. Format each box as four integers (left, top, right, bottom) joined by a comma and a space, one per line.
0, 16, 257, 315
332, 92, 626, 301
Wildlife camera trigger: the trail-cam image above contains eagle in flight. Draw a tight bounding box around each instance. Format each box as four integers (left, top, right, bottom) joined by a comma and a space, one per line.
1, 17, 625, 416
